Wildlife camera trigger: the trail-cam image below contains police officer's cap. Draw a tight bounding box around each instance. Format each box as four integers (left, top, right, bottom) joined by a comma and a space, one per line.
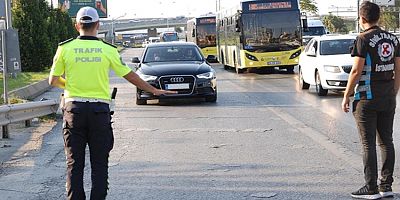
76, 7, 99, 24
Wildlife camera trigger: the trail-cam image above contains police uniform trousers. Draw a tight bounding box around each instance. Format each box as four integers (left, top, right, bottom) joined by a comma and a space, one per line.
353, 96, 396, 189
63, 101, 114, 200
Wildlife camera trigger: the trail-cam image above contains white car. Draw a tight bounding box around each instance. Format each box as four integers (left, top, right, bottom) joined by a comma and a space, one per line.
298, 34, 356, 96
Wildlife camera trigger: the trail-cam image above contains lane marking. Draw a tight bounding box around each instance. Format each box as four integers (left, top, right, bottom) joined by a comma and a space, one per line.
269, 107, 362, 172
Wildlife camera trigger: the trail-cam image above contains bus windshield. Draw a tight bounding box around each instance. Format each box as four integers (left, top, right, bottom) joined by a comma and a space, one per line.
196, 24, 216, 48
242, 11, 301, 52
303, 27, 326, 36
161, 32, 179, 42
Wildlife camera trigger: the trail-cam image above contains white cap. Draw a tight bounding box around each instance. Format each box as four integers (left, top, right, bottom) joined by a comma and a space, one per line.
76, 7, 99, 24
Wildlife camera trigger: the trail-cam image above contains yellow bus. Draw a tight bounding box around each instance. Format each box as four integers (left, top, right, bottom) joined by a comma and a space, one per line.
186, 15, 217, 61
217, 0, 302, 73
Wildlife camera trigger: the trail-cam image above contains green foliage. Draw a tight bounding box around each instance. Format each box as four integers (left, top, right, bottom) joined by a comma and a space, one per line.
322, 14, 348, 33
0, 71, 50, 94
175, 27, 183, 33
380, 12, 397, 32
300, 0, 318, 15
12, 0, 77, 72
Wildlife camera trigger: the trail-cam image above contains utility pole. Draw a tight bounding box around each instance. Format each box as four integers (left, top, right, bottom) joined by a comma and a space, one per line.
2, 0, 11, 138
5, 0, 11, 28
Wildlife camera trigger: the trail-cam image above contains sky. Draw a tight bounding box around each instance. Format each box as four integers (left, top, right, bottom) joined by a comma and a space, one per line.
52, 0, 359, 19
107, 0, 359, 19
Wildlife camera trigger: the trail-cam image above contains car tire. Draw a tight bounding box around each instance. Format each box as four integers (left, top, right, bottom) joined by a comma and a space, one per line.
299, 67, 310, 90
136, 98, 147, 105
205, 93, 217, 103
136, 90, 147, 105
315, 71, 328, 96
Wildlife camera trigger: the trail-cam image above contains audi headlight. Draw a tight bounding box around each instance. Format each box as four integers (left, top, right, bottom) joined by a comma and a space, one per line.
138, 73, 157, 81
324, 65, 341, 73
196, 72, 215, 79
245, 53, 258, 61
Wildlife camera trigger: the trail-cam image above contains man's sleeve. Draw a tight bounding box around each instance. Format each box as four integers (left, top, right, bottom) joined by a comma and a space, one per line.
109, 49, 132, 77
395, 38, 400, 57
50, 46, 65, 76
351, 36, 367, 58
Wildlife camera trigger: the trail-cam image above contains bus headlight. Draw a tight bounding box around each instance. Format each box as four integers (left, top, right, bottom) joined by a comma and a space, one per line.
289, 50, 302, 59
324, 65, 341, 73
245, 53, 258, 61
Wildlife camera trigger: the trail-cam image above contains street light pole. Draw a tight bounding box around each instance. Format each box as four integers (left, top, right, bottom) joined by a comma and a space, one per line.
5, 0, 11, 29
111, 13, 126, 45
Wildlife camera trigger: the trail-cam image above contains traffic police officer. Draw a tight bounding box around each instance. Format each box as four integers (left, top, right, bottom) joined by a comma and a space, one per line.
49, 7, 175, 200
342, 2, 400, 199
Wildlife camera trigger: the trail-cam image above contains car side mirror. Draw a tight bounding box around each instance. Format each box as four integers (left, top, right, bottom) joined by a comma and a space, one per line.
349, 46, 354, 53
131, 57, 140, 63
306, 47, 317, 57
206, 55, 218, 63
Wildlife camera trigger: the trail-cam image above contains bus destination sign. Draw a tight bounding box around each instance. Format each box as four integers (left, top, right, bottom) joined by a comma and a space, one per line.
199, 18, 216, 24
249, 2, 292, 11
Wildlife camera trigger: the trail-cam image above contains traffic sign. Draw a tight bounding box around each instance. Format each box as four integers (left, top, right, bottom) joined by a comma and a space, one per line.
381, 6, 400, 12
0, 1, 5, 19
58, 0, 108, 18
0, 29, 22, 73
375, 0, 395, 6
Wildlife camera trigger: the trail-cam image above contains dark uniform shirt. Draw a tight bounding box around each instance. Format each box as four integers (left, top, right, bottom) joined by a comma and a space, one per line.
351, 26, 400, 100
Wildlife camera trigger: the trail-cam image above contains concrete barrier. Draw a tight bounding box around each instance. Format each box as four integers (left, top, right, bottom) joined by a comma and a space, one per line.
8, 79, 51, 100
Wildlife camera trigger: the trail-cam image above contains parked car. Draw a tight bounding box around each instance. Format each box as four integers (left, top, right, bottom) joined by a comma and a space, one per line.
298, 34, 356, 96
132, 42, 217, 105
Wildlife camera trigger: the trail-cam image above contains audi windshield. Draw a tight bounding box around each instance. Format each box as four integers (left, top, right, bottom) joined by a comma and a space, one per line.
143, 46, 204, 63
242, 11, 301, 52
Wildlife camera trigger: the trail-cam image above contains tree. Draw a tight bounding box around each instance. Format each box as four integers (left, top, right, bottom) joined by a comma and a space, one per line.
322, 14, 348, 33
380, 12, 397, 32
12, 0, 76, 72
300, 0, 318, 15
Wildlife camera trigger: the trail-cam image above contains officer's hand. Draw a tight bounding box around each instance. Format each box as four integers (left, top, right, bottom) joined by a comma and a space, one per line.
153, 89, 177, 96
341, 96, 350, 113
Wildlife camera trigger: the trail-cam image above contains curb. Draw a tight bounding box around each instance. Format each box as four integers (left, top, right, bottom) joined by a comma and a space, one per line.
8, 79, 51, 100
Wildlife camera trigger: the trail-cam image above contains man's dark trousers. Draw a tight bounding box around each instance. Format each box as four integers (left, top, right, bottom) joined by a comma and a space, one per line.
353, 96, 396, 189
63, 101, 114, 200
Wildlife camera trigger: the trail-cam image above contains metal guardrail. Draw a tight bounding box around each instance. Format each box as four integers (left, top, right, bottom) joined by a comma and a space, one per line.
0, 100, 59, 127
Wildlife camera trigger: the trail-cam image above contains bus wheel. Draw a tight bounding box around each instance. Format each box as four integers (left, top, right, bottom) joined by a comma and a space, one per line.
235, 67, 245, 74
286, 66, 294, 73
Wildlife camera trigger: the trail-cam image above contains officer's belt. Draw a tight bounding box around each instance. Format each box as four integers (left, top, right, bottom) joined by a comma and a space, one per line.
65, 97, 110, 104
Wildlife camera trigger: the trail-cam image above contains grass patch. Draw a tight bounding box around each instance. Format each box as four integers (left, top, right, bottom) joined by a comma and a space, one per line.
0, 70, 50, 95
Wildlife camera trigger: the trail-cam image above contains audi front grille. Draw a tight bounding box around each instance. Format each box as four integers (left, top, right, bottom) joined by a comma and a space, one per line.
158, 75, 196, 95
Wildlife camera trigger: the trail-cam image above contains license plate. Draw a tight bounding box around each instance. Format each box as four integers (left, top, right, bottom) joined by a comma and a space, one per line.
165, 83, 190, 90
267, 61, 281, 65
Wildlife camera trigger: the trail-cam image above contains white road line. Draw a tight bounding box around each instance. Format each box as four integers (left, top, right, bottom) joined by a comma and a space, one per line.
269, 107, 362, 172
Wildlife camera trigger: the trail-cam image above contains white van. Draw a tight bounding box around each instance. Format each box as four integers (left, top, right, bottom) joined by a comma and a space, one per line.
302, 19, 327, 45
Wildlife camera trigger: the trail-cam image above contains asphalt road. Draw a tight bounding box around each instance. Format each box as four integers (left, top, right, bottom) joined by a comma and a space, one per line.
1, 47, 400, 199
